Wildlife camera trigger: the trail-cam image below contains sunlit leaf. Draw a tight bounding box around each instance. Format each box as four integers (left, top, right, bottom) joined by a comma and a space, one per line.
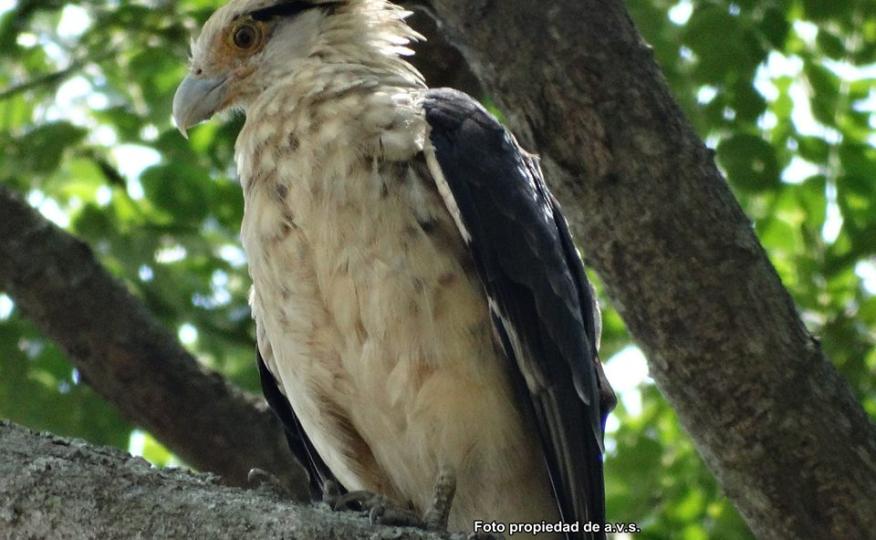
717, 134, 780, 192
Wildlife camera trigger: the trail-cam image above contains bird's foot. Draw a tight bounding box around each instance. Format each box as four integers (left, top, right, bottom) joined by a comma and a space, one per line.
328, 467, 458, 530
247, 467, 292, 499
331, 489, 423, 527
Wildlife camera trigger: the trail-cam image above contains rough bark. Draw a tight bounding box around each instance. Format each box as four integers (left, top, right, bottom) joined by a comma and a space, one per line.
0, 185, 309, 500
407, 6, 482, 97
417, 1, 876, 538
0, 420, 458, 540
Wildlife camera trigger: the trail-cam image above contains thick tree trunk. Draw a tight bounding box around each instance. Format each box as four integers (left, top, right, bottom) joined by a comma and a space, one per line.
0, 420, 456, 540
417, 1, 876, 538
0, 185, 309, 500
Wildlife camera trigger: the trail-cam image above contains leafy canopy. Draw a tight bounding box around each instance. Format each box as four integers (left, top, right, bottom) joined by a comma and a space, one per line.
0, 1, 874, 538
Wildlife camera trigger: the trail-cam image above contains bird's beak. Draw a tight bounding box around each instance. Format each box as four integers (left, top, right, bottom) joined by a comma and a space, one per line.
172, 74, 229, 139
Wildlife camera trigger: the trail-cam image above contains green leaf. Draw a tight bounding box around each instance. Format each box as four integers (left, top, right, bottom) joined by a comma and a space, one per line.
684, 7, 765, 83
758, 8, 790, 49
804, 62, 840, 126
717, 134, 780, 192
140, 163, 212, 224
6, 122, 87, 175
802, 0, 852, 22
731, 81, 767, 122
816, 31, 847, 59
796, 136, 831, 164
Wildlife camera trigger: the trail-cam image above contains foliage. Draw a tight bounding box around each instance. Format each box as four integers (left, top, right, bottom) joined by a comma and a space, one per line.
0, 0, 873, 537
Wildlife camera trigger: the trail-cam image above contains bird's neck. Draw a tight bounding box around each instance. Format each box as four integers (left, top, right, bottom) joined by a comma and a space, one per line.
247, 56, 421, 122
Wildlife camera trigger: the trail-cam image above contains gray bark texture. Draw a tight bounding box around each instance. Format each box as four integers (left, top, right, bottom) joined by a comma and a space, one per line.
0, 420, 459, 539
414, 0, 876, 538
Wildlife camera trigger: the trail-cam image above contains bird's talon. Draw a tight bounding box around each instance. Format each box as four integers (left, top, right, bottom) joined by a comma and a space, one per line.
368, 505, 385, 525
331, 489, 375, 511
330, 489, 422, 527
247, 467, 291, 499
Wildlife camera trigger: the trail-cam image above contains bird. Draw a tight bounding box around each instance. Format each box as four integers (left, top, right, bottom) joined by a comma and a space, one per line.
172, 1, 615, 538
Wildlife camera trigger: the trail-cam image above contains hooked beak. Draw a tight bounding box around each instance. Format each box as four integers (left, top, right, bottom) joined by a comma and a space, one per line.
172, 74, 229, 138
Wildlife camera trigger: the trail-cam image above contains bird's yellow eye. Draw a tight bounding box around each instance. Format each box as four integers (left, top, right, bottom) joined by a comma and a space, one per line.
232, 23, 260, 50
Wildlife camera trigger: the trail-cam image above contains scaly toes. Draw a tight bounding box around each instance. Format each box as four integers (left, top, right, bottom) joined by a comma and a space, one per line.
368, 502, 423, 527
331, 490, 422, 527
326, 467, 458, 532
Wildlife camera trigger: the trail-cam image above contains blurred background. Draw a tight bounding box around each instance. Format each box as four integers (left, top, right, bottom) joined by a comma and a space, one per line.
0, 0, 874, 538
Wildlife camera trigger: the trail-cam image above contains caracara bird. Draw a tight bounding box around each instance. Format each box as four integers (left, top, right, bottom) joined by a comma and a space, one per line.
173, 1, 615, 538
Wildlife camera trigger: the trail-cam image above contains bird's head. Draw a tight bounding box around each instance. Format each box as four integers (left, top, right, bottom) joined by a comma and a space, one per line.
172, 0, 420, 137
172, 0, 340, 137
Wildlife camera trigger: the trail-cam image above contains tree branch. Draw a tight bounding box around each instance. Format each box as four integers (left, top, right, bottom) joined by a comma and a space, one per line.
0, 64, 79, 101
0, 420, 458, 539
0, 185, 309, 500
0, 49, 117, 101
421, 0, 876, 537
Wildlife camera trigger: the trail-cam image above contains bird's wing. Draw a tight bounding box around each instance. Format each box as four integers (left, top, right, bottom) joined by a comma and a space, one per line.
423, 88, 616, 538
256, 346, 340, 500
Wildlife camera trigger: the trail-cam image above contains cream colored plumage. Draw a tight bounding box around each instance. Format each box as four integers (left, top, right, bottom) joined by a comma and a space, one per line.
173, 1, 611, 537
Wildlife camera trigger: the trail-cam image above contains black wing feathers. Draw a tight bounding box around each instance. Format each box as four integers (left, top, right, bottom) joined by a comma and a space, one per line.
424, 88, 611, 539
550, 193, 618, 430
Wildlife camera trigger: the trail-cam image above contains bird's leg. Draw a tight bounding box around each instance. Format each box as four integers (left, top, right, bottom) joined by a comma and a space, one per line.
423, 466, 456, 530
247, 467, 292, 499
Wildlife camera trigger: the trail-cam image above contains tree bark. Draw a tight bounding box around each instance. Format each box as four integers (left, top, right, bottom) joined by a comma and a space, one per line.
0, 420, 457, 540
0, 185, 309, 500
407, 7, 482, 97
417, 1, 876, 538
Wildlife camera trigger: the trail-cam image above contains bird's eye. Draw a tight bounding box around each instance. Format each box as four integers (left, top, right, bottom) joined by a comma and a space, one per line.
233, 24, 259, 49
